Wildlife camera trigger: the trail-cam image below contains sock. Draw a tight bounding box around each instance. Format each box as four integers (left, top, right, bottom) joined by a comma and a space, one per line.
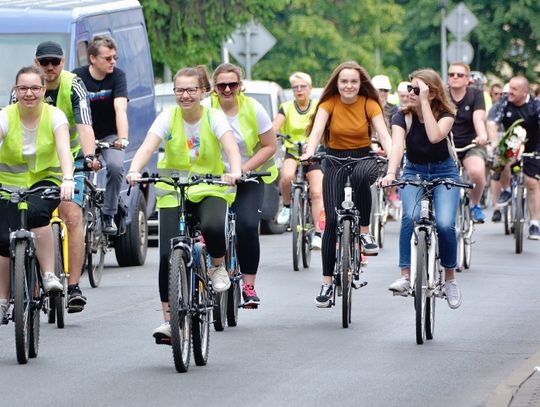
531, 220, 539, 227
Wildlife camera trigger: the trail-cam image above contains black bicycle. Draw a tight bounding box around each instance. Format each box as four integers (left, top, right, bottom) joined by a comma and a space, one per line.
0, 184, 61, 363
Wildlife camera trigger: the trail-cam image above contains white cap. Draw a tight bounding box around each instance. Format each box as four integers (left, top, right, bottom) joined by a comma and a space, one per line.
503, 83, 510, 93
372, 75, 392, 91
397, 81, 411, 93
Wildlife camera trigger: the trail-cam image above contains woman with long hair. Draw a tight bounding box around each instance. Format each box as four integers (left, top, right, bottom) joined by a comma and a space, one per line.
381, 68, 463, 309
301, 61, 392, 307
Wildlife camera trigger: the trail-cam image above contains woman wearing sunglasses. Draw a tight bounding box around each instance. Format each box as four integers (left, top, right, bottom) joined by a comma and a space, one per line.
380, 68, 463, 309
0, 66, 75, 320
209, 63, 278, 308
301, 60, 392, 308
126, 66, 242, 341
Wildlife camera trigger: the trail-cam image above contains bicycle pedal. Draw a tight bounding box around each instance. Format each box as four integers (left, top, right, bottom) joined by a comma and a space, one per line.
153, 334, 172, 346
352, 281, 367, 289
392, 291, 409, 297
241, 303, 259, 309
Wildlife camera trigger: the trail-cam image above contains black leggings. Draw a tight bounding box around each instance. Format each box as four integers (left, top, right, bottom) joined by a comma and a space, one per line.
231, 180, 264, 275
321, 148, 379, 277
158, 197, 227, 302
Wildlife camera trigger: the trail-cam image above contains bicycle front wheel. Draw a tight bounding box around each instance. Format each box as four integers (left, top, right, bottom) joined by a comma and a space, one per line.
192, 245, 210, 366
226, 241, 240, 327
291, 188, 302, 271
13, 240, 31, 364
503, 203, 512, 235
414, 230, 428, 345
340, 220, 353, 329
87, 213, 106, 288
51, 223, 65, 328
514, 186, 524, 254
168, 248, 191, 373
301, 196, 312, 269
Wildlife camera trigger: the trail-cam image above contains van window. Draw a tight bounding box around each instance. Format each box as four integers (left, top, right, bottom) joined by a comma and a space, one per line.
245, 92, 273, 118
76, 41, 88, 67
0, 34, 69, 106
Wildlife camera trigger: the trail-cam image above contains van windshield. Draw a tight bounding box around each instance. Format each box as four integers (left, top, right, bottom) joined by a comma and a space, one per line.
0, 34, 69, 108
245, 92, 274, 119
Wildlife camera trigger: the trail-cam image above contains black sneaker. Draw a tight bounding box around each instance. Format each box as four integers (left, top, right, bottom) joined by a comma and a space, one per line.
497, 190, 512, 206
360, 233, 379, 256
103, 214, 118, 235
491, 209, 502, 223
67, 285, 87, 313
529, 224, 540, 240
315, 284, 333, 308
242, 284, 260, 308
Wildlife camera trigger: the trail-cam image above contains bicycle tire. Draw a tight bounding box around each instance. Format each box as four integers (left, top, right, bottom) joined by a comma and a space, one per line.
301, 196, 312, 269
52, 223, 65, 328
503, 203, 511, 235
226, 237, 240, 327
291, 188, 302, 271
14, 240, 31, 364
425, 234, 436, 340
168, 248, 191, 373
212, 291, 227, 332
87, 211, 105, 288
455, 199, 465, 272
192, 245, 210, 366
515, 185, 524, 254
28, 294, 40, 359
341, 220, 352, 329
415, 230, 428, 345
378, 187, 386, 248
463, 201, 473, 269
370, 184, 381, 248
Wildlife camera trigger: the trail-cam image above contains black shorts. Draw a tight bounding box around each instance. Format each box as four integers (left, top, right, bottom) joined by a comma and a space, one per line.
284, 152, 321, 173
0, 180, 59, 257
524, 156, 540, 179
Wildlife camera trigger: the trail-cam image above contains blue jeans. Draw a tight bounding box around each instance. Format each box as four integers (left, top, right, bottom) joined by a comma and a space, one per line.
399, 158, 460, 270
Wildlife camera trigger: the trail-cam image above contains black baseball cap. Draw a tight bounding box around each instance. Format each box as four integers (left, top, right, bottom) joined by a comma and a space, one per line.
35, 41, 64, 59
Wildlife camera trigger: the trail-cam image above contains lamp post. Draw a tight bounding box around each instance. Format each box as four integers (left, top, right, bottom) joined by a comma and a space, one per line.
439, 0, 448, 82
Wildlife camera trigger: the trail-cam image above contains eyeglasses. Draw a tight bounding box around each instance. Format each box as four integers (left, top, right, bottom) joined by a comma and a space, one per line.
448, 72, 466, 78
292, 84, 309, 91
97, 54, 118, 62
215, 82, 240, 92
15, 85, 44, 94
38, 58, 62, 67
173, 87, 199, 96
377, 89, 390, 93
406, 85, 420, 95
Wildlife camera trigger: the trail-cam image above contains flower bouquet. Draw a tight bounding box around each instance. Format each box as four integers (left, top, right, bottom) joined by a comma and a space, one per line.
494, 118, 527, 171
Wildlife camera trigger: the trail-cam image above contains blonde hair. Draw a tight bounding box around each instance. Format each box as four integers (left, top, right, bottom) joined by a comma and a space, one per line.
289, 72, 312, 87
403, 68, 456, 118
448, 62, 470, 75
212, 63, 243, 84
173, 65, 211, 92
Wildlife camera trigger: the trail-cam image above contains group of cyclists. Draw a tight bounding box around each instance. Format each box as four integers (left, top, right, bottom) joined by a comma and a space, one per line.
1, 34, 539, 345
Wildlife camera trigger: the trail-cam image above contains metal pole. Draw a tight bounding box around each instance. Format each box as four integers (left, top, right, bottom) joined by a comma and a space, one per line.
440, 5, 447, 81
221, 41, 229, 64
245, 25, 252, 80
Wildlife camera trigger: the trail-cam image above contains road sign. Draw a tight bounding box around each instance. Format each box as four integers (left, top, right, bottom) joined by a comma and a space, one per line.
444, 2, 478, 38
447, 40, 474, 65
227, 21, 276, 78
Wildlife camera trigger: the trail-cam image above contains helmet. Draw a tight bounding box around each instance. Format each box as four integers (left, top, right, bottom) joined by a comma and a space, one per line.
372, 75, 392, 91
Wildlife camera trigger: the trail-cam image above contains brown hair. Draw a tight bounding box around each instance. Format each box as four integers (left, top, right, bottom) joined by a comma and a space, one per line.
306, 60, 381, 145
402, 68, 456, 118
449, 62, 470, 75
88, 35, 117, 62
173, 65, 211, 92
15, 65, 46, 85
212, 63, 244, 86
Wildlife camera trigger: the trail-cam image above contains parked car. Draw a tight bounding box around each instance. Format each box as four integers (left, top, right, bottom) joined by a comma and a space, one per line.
0, 0, 157, 266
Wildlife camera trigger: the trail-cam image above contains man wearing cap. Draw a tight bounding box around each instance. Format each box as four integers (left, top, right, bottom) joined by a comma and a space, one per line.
447, 62, 491, 224
372, 75, 398, 131
397, 81, 411, 108
33, 41, 97, 312
73, 35, 128, 236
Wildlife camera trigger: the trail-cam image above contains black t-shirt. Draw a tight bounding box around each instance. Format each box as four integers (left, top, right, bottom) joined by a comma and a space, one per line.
392, 110, 454, 164
450, 86, 485, 147
383, 102, 398, 129
72, 66, 128, 139
488, 95, 540, 152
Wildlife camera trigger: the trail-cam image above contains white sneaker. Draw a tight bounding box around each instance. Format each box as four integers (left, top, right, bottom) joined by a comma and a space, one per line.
43, 272, 62, 293
277, 207, 291, 225
388, 276, 410, 293
311, 234, 322, 250
152, 321, 171, 342
443, 280, 462, 309
208, 264, 231, 292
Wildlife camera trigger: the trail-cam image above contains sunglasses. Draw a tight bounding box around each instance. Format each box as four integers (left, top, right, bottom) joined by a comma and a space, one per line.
97, 54, 118, 62
448, 72, 466, 78
292, 84, 309, 91
38, 58, 62, 66
407, 85, 420, 95
215, 82, 240, 92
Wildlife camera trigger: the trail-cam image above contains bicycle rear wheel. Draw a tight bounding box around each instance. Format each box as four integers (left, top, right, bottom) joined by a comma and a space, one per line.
414, 230, 428, 345
13, 240, 31, 364
168, 248, 191, 373
51, 223, 65, 328
87, 211, 105, 288
514, 186, 524, 254
192, 244, 210, 366
291, 188, 302, 271
213, 291, 227, 332
301, 197, 312, 268
456, 199, 465, 272
226, 240, 240, 327
503, 203, 512, 235
340, 220, 353, 329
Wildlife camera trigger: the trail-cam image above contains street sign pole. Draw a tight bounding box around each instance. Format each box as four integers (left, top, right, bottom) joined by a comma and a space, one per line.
245, 25, 252, 80
440, 3, 447, 81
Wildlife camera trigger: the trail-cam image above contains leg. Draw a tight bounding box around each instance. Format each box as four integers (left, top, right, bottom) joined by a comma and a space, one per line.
0, 256, 8, 300
100, 139, 125, 234
525, 174, 540, 222
279, 158, 298, 206
59, 201, 85, 285
463, 155, 486, 207
306, 168, 324, 233
158, 207, 179, 319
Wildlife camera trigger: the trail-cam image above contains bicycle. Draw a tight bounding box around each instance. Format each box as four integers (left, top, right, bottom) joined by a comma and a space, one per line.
213, 172, 270, 332
47, 207, 69, 328
387, 177, 472, 344
0, 184, 61, 363
278, 134, 313, 271
309, 153, 377, 328
369, 154, 390, 249
134, 174, 228, 372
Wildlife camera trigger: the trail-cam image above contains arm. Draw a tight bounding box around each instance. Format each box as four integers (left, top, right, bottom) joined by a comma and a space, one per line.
220, 130, 242, 184
380, 124, 405, 186
272, 112, 286, 133
302, 107, 329, 158
77, 123, 96, 156
54, 123, 75, 200
126, 132, 162, 185
472, 109, 489, 146
241, 128, 277, 172
114, 97, 129, 141
371, 113, 392, 154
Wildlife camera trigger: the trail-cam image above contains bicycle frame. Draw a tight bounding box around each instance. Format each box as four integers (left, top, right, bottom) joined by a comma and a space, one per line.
50, 208, 69, 275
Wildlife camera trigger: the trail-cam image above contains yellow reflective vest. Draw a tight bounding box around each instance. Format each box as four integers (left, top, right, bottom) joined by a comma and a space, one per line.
279, 99, 317, 155
156, 106, 235, 208
55, 71, 81, 157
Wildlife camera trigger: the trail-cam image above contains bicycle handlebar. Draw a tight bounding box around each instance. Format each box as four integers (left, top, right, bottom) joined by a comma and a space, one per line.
385, 177, 473, 190
0, 184, 62, 201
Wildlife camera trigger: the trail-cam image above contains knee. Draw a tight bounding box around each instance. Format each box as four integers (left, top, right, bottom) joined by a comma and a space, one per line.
59, 204, 83, 229
309, 187, 323, 202
107, 161, 124, 177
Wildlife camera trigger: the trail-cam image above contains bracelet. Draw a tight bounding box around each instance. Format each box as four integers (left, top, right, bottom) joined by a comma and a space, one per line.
62, 176, 74, 181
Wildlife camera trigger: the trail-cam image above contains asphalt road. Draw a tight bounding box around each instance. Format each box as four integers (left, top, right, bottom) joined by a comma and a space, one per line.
0, 212, 539, 407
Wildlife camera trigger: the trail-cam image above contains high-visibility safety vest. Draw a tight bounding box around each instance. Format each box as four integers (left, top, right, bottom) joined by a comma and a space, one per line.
279, 99, 317, 155
55, 70, 81, 157
211, 92, 278, 184
0, 103, 62, 190
156, 106, 236, 208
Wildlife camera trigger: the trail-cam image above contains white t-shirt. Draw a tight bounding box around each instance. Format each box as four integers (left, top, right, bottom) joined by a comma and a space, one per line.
202, 96, 273, 163
149, 106, 231, 163
0, 106, 68, 168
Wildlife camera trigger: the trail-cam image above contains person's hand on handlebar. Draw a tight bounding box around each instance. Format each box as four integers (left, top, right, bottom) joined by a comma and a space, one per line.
379, 171, 396, 187
61, 177, 75, 201
126, 170, 141, 186
114, 138, 129, 150
84, 154, 101, 171
222, 172, 242, 186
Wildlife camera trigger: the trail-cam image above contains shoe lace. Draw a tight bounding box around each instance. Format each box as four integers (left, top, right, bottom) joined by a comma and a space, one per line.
243, 284, 257, 297
445, 282, 458, 298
